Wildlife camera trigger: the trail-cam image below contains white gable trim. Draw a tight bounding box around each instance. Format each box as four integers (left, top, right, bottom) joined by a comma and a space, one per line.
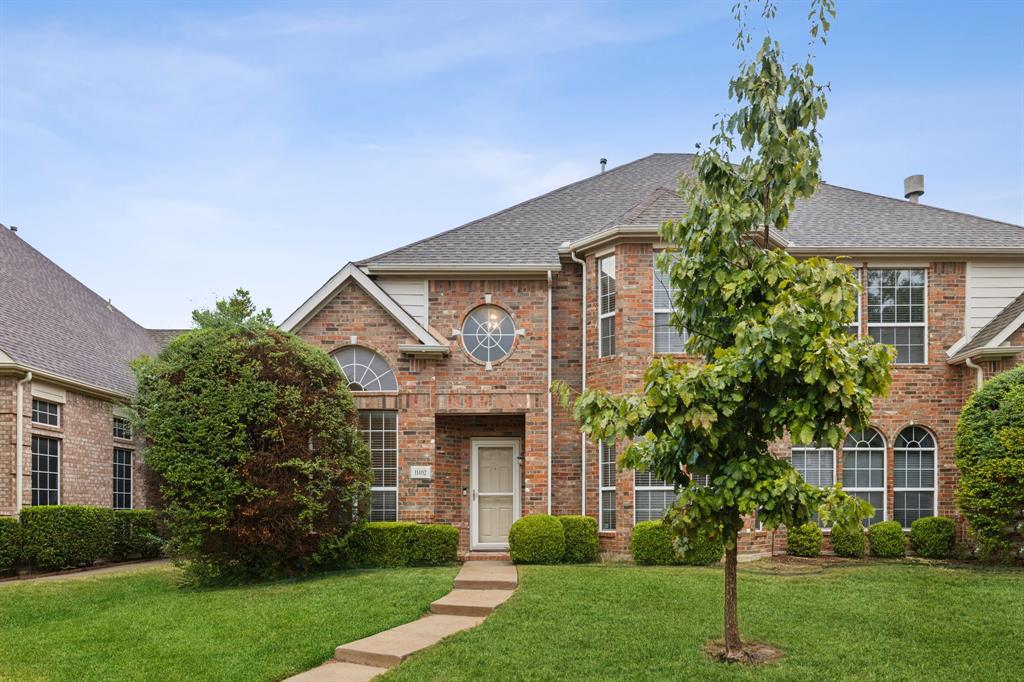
280, 263, 448, 352
990, 309, 1024, 348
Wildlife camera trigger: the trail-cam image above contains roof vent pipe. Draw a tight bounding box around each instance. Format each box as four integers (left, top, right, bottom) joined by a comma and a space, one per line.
599, 158, 607, 173
9, 225, 17, 232
904, 174, 924, 203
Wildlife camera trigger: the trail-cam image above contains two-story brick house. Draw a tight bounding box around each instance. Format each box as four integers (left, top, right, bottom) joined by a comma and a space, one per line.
283, 153, 1024, 557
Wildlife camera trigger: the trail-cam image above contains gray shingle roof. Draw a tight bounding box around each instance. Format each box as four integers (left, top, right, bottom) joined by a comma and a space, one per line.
955, 291, 1024, 358
0, 227, 164, 396
362, 153, 1024, 266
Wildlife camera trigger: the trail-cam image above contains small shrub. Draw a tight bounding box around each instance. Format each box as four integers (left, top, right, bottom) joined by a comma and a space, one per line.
829, 523, 865, 558
111, 510, 163, 561
910, 516, 955, 559
0, 517, 21, 574
632, 521, 679, 565
787, 523, 823, 557
508, 515, 565, 564
868, 520, 906, 558
333, 522, 458, 568
20, 506, 115, 571
558, 515, 598, 563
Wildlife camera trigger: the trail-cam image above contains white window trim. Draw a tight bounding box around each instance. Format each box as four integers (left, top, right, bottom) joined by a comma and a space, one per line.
893, 427, 938, 530
598, 256, 616, 358
31, 435, 61, 506
31, 398, 60, 428
652, 252, 687, 354
360, 410, 400, 522
866, 267, 929, 365
633, 470, 675, 525
842, 429, 886, 525
849, 267, 862, 337
113, 448, 133, 510
599, 441, 616, 531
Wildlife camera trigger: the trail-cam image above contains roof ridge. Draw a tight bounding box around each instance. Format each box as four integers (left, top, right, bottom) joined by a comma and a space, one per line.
818, 182, 1024, 230
615, 186, 678, 227
357, 153, 689, 265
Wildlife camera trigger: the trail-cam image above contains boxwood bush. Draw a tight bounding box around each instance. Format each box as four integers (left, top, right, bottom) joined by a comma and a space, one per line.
910, 516, 955, 559
330, 522, 458, 568
558, 515, 598, 563
0, 516, 20, 574
20, 506, 115, 571
509, 515, 565, 564
868, 520, 906, 558
786, 523, 823, 557
631, 521, 722, 566
829, 522, 865, 558
111, 510, 163, 561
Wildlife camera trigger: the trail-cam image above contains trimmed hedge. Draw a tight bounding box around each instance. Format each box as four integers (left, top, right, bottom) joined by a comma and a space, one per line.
334, 522, 459, 568
868, 520, 906, 558
910, 516, 955, 559
112, 510, 163, 561
509, 515, 565, 564
20, 506, 115, 571
631, 521, 723, 566
0, 517, 20, 574
829, 523, 865, 558
787, 523, 823, 557
558, 515, 598, 563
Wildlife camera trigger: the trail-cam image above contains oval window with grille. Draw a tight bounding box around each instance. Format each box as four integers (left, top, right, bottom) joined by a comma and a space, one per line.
461, 305, 516, 365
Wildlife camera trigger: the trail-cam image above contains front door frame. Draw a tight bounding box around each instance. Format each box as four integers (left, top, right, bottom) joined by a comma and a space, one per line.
470, 437, 522, 551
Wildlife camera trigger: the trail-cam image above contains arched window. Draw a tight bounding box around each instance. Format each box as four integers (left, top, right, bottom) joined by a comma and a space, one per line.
894, 426, 936, 529
843, 428, 886, 526
332, 347, 397, 392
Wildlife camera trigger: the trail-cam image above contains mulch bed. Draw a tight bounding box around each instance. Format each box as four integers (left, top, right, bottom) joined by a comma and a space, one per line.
703, 640, 784, 665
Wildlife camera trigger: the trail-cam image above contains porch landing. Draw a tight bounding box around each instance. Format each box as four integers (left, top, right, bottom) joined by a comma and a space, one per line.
285, 561, 518, 681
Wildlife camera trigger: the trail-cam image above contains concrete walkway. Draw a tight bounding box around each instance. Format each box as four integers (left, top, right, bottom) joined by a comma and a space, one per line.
0, 559, 171, 585
286, 561, 517, 682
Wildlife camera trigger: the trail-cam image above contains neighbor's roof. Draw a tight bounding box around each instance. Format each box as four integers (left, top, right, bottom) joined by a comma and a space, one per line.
950, 291, 1024, 362
0, 226, 167, 396
359, 153, 1024, 268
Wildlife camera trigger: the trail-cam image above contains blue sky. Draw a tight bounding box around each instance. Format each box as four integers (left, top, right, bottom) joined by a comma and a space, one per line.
2, 0, 1022, 328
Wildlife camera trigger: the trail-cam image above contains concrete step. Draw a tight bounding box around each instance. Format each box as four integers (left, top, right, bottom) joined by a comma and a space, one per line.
430, 588, 515, 616
284, 660, 387, 682
459, 551, 512, 561
334, 614, 484, 668
452, 560, 518, 590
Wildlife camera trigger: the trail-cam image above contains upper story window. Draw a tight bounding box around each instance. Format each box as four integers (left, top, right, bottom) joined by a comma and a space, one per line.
848, 268, 862, 337
894, 426, 936, 529
113, 417, 132, 440
332, 347, 398, 392
32, 399, 59, 427
842, 428, 886, 526
653, 254, 687, 353
598, 256, 616, 357
461, 305, 516, 366
599, 441, 617, 531
867, 268, 926, 364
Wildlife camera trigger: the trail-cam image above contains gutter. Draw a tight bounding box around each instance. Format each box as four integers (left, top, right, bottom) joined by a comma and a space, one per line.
15, 371, 32, 513
547, 269, 553, 516
568, 248, 587, 515
0, 362, 130, 402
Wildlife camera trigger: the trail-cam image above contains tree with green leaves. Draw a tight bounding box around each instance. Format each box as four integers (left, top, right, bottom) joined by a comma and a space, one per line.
555, 0, 892, 661
133, 289, 371, 581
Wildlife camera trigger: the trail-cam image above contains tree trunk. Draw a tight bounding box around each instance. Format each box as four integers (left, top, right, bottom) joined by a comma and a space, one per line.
723, 541, 743, 660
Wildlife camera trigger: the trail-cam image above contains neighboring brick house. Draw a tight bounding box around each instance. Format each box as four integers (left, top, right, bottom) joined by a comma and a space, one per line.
0, 225, 180, 516
282, 153, 1024, 557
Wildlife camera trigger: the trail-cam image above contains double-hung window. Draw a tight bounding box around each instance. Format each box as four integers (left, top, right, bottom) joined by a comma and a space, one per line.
894, 426, 936, 529
598, 256, 616, 357
31, 435, 60, 506
113, 417, 132, 440
653, 254, 687, 353
32, 399, 59, 426
113, 448, 133, 509
599, 441, 617, 531
867, 268, 926, 364
791, 444, 835, 526
842, 428, 886, 525
359, 410, 398, 521
634, 470, 675, 523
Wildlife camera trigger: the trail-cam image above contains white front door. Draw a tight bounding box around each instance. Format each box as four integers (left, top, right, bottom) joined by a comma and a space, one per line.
471, 438, 521, 550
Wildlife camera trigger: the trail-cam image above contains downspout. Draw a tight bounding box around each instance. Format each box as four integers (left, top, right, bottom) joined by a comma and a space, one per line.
964, 357, 984, 390
15, 371, 32, 513
569, 250, 587, 515
547, 269, 553, 516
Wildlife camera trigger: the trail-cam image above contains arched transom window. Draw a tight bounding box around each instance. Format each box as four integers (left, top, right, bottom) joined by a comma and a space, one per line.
332, 347, 397, 392
461, 305, 516, 365
843, 428, 886, 526
894, 426, 936, 529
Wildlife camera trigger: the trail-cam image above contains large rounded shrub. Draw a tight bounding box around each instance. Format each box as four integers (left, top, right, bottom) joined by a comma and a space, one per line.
558, 515, 598, 563
133, 291, 371, 580
910, 516, 955, 559
829, 523, 865, 558
868, 520, 905, 558
508, 515, 565, 564
0, 517, 21, 574
786, 523, 822, 557
955, 366, 1024, 560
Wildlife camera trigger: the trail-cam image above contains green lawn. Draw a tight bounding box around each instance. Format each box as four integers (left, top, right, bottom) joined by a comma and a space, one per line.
383, 562, 1024, 682
0, 564, 457, 682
